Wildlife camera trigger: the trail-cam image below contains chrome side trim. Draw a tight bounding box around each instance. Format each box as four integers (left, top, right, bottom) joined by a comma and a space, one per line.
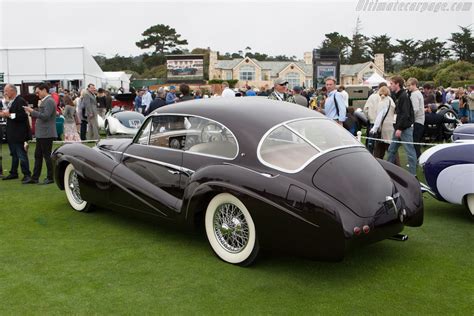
100, 148, 124, 155
132, 143, 237, 161
123, 153, 195, 176
222, 163, 279, 179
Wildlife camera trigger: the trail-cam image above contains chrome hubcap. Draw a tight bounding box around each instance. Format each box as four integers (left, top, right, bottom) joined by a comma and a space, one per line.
68, 170, 83, 204
213, 203, 249, 253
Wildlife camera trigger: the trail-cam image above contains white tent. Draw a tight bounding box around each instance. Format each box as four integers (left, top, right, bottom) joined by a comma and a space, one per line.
104, 71, 131, 92
364, 72, 387, 86
0, 46, 106, 93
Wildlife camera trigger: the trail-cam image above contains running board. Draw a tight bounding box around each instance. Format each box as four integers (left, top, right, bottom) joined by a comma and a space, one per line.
389, 234, 408, 241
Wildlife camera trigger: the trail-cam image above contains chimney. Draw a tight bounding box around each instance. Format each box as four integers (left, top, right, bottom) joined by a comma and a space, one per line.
374, 53, 384, 73
304, 51, 312, 65
209, 50, 218, 80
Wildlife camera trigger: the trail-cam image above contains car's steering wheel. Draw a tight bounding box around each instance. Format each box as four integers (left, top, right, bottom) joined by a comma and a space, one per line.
201, 123, 228, 143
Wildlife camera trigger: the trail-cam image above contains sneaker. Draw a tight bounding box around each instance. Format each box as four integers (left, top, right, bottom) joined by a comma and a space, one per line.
2, 174, 19, 180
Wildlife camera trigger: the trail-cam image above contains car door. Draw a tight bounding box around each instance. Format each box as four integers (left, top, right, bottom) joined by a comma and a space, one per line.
109, 115, 187, 219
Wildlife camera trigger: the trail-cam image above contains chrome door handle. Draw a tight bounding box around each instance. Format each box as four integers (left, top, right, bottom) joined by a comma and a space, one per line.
167, 169, 180, 175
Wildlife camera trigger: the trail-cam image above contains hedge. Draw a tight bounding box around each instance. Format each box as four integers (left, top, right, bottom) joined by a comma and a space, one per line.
207, 79, 239, 88
451, 80, 474, 88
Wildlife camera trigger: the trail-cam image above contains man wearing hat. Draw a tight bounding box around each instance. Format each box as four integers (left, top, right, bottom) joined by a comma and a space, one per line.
268, 79, 296, 103
292, 86, 308, 107
166, 86, 178, 105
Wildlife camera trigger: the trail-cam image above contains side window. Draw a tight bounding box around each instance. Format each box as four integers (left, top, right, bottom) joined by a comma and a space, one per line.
184, 116, 238, 159
134, 117, 152, 145
149, 115, 189, 150
146, 115, 238, 159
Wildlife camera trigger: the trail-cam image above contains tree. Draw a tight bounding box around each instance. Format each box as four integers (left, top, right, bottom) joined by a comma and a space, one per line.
248, 52, 269, 61
348, 17, 371, 64
396, 39, 421, 67
93, 54, 144, 74
245, 46, 252, 56
142, 53, 166, 68
139, 65, 168, 79
433, 61, 474, 87
136, 24, 188, 55
271, 55, 296, 61
398, 67, 431, 82
367, 34, 395, 72
417, 38, 450, 66
449, 25, 474, 62
320, 32, 351, 63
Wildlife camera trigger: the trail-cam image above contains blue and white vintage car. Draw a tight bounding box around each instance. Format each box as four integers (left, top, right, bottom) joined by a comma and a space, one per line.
419, 140, 474, 217
452, 124, 474, 141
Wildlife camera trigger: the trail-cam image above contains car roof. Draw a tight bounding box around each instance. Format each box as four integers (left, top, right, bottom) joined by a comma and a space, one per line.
151, 97, 324, 142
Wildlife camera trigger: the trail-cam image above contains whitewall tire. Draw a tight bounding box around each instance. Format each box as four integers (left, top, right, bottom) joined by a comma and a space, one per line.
205, 193, 259, 266
466, 194, 474, 217
64, 164, 91, 212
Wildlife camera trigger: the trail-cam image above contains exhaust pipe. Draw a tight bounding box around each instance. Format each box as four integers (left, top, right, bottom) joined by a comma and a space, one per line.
389, 234, 408, 241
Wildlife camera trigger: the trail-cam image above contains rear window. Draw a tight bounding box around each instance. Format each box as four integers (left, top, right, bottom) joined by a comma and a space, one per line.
258, 118, 362, 173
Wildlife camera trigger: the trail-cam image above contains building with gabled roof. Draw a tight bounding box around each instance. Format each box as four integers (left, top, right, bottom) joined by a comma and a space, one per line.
340, 54, 385, 85
209, 50, 386, 90
209, 51, 314, 90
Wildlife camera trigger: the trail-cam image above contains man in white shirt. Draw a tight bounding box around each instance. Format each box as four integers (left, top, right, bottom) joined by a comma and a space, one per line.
221, 82, 235, 98
141, 88, 153, 113
338, 85, 349, 108
407, 78, 425, 158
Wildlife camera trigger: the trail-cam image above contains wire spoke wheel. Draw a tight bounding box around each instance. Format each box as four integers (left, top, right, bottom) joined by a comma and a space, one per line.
64, 164, 91, 212
205, 193, 259, 266
213, 203, 250, 253
69, 169, 83, 204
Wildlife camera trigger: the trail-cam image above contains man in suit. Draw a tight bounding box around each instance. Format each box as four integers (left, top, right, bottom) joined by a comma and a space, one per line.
83, 83, 99, 140
0, 84, 32, 183
24, 82, 57, 184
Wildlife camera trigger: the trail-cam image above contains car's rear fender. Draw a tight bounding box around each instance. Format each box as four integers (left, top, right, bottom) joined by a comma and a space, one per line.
377, 159, 424, 227
182, 164, 346, 260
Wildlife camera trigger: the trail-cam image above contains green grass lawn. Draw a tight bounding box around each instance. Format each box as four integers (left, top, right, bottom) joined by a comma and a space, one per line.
0, 143, 472, 315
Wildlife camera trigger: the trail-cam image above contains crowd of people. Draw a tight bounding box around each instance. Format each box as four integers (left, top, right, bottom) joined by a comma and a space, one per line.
0, 77, 473, 183
0, 82, 115, 184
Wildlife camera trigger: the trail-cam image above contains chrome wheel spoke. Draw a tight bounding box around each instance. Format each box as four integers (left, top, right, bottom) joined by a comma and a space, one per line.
68, 170, 83, 204
213, 203, 249, 253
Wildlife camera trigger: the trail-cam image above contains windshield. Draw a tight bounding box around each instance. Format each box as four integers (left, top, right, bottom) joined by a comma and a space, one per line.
258, 118, 362, 173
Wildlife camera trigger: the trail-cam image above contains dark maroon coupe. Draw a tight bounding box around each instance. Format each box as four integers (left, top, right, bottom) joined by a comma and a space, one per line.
53, 97, 423, 266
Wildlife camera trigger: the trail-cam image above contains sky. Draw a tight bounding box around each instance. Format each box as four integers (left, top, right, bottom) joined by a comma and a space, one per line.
0, 0, 473, 59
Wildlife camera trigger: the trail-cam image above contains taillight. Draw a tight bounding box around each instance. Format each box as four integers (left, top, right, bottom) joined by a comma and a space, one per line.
353, 227, 361, 235
363, 225, 370, 234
